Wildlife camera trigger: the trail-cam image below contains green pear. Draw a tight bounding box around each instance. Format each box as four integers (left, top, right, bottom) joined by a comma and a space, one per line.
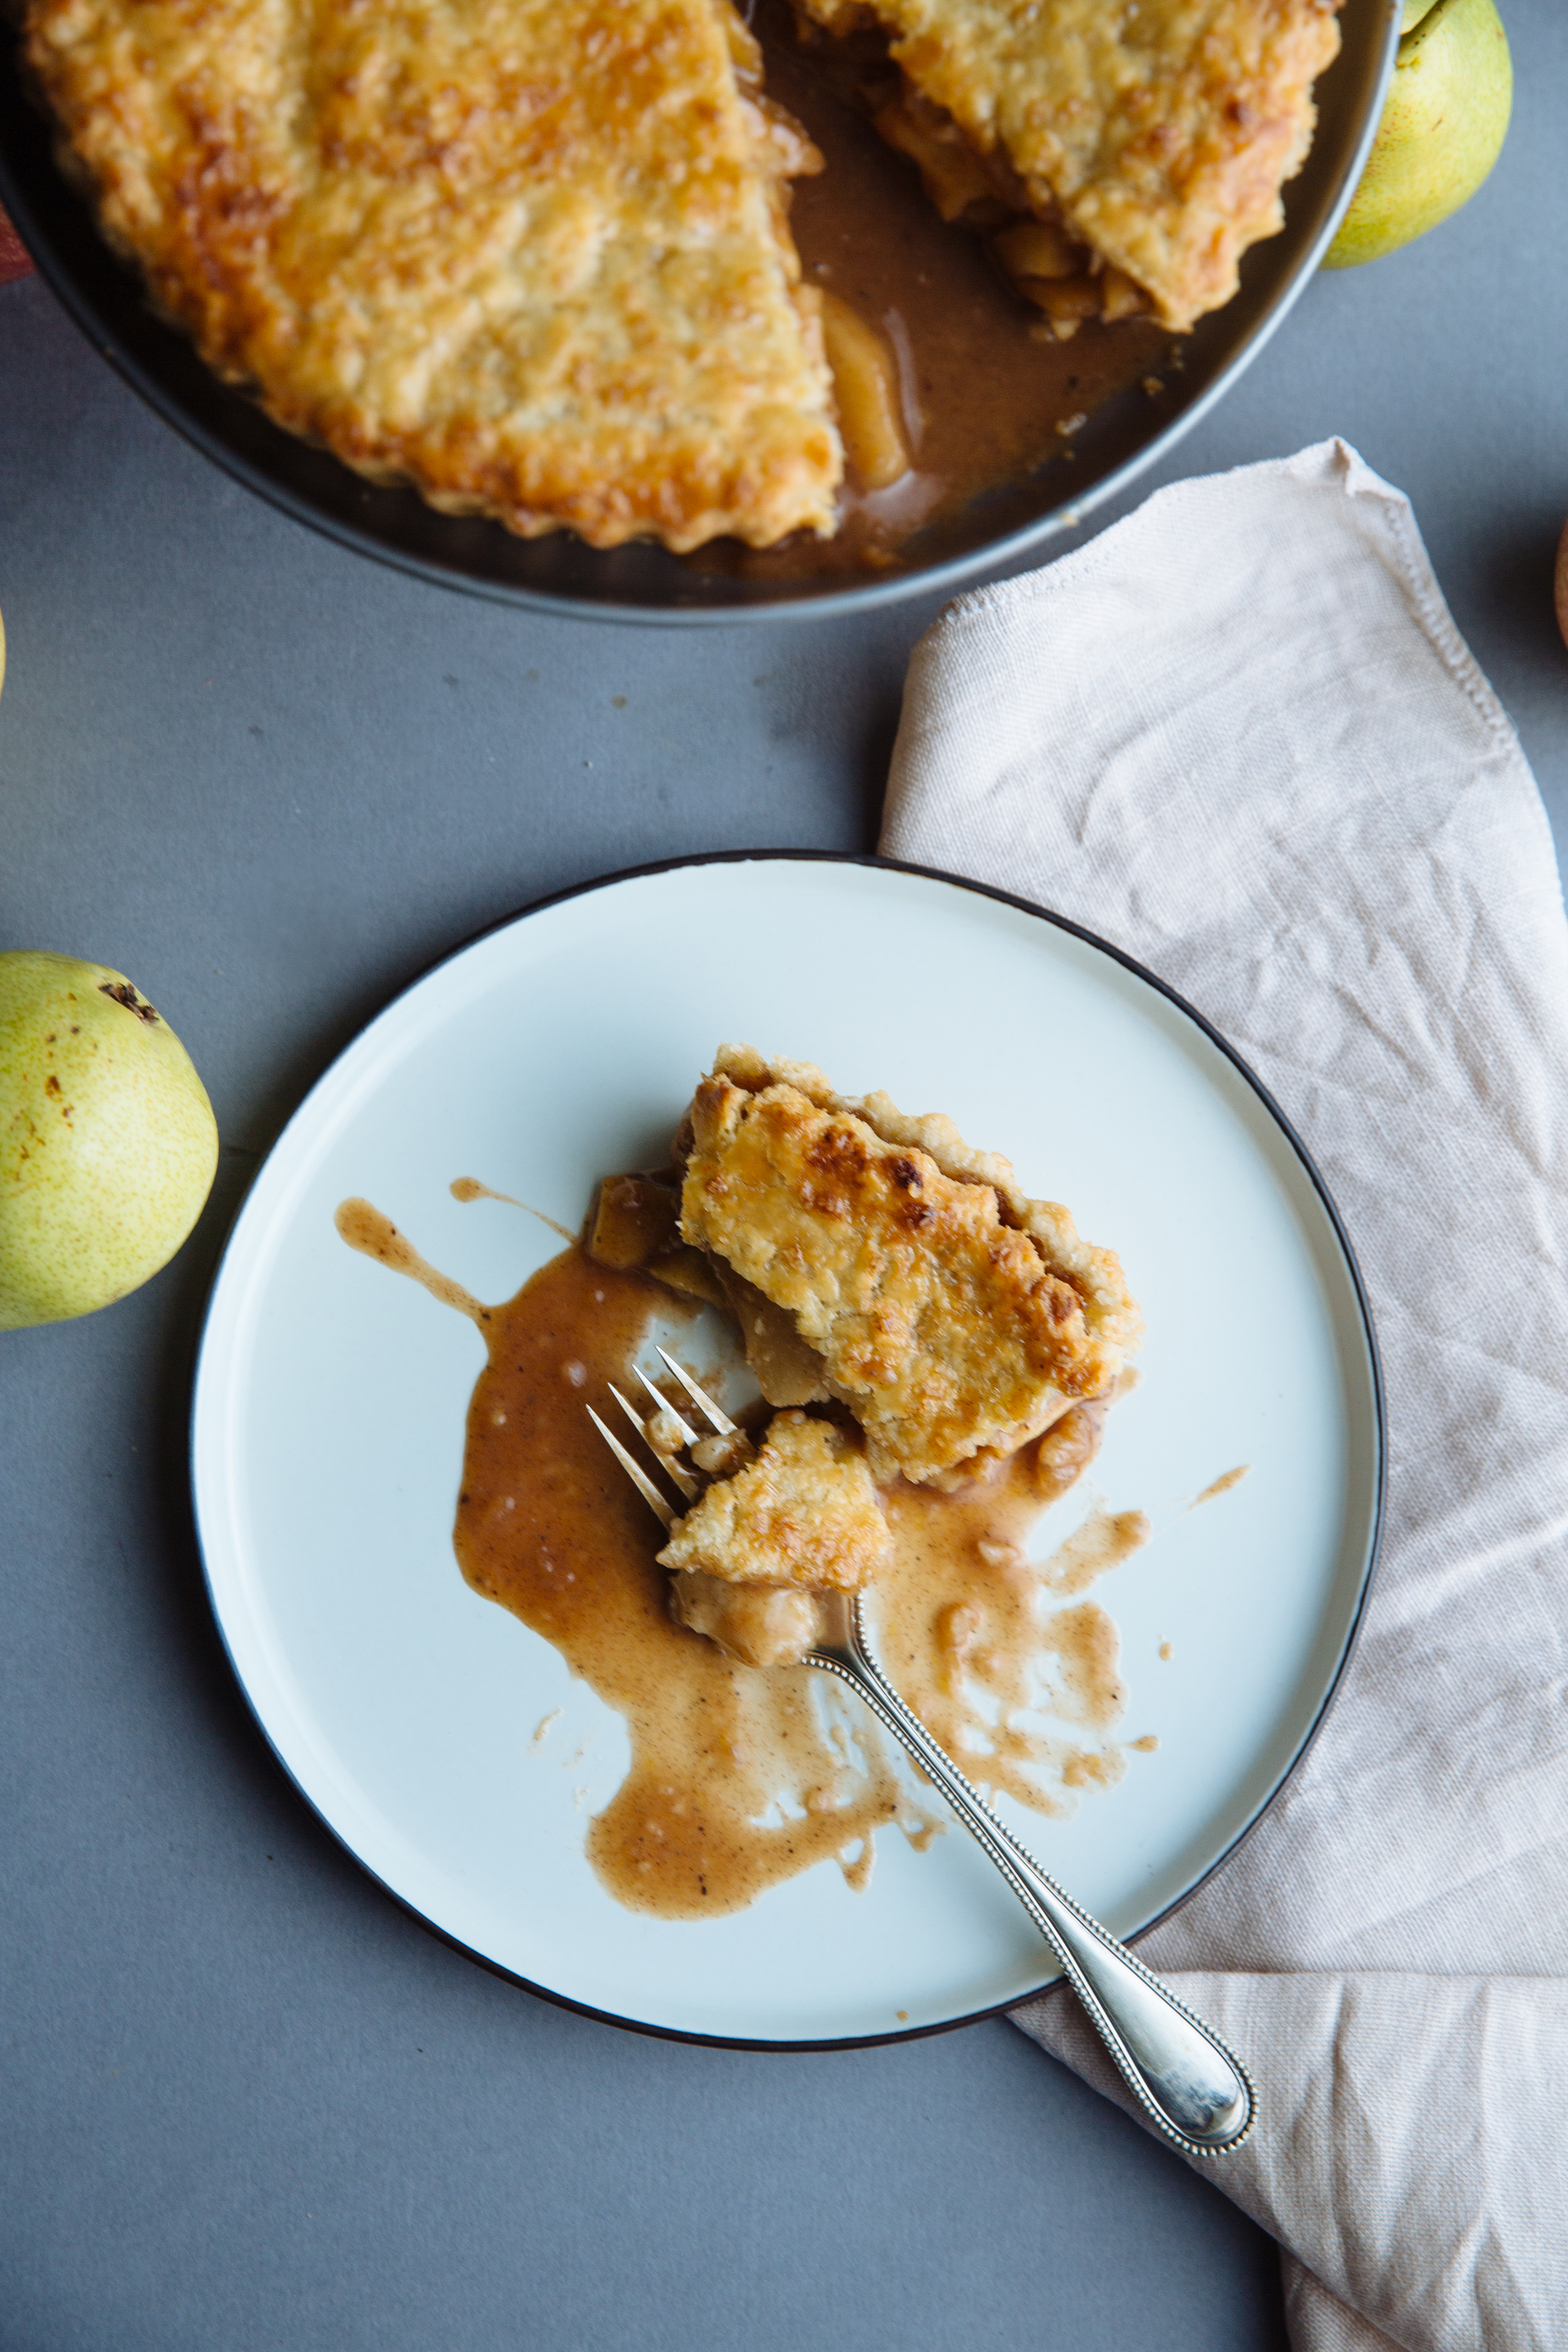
0, 951, 219, 1328
1323, 0, 1511, 270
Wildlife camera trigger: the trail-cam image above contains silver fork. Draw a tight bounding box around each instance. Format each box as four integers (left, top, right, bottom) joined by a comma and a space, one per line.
592, 1354, 1255, 2161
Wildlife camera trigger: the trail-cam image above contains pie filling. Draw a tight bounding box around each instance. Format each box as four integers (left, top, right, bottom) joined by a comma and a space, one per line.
788, 13, 1155, 340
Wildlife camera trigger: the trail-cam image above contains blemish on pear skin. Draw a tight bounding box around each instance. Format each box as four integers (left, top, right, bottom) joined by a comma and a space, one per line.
98, 981, 159, 1025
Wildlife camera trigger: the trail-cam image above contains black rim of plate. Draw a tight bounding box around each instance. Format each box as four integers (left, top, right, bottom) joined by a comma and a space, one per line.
1, 5, 1398, 624
189, 850, 1387, 2052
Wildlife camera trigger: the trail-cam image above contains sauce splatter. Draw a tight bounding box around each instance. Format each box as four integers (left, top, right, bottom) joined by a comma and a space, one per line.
338, 1201, 1160, 1916
1194, 1465, 1250, 1506
335, 1198, 489, 1325
450, 1175, 577, 1243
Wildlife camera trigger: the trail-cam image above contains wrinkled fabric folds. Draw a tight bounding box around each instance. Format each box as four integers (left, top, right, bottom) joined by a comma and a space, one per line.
881, 441, 1568, 2352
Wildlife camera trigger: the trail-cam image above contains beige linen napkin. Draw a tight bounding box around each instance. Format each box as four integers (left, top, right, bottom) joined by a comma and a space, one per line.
881, 441, 1568, 2352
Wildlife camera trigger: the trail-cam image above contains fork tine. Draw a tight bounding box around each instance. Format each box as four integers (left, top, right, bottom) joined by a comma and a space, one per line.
609, 1381, 697, 1499
635, 1365, 698, 1450
587, 1405, 677, 1529
655, 1347, 738, 1436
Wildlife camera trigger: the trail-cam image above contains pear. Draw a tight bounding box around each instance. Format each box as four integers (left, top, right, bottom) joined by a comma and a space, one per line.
1323, 0, 1511, 270
0, 951, 219, 1328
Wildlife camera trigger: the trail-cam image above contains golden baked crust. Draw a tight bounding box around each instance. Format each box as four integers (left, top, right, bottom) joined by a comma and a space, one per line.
678, 1047, 1140, 1485
658, 1410, 890, 1591
799, 0, 1342, 331
26, 0, 843, 549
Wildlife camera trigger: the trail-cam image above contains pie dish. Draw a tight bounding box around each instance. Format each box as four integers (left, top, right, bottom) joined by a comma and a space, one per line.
20, 0, 1354, 563
187, 854, 1383, 2042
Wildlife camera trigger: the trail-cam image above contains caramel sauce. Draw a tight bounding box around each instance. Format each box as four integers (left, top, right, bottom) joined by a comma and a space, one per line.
875, 1429, 1149, 1820
450, 1245, 918, 1915
1195, 1464, 1250, 1505
693, 1, 1167, 580
334, 1198, 490, 1325
338, 1207, 1157, 1918
449, 1176, 577, 1243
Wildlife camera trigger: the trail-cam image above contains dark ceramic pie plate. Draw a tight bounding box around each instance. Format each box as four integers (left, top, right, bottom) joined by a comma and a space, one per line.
0, 4, 1397, 622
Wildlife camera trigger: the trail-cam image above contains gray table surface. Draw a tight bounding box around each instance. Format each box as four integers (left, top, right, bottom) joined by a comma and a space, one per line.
3, 9, 1566, 2343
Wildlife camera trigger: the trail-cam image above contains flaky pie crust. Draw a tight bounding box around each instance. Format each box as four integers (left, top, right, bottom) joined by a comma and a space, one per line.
25, 0, 843, 550
678, 1045, 1140, 1486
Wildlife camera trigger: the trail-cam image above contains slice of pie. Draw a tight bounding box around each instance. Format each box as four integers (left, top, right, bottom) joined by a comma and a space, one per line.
25, 0, 843, 549
660, 1408, 888, 1666
675, 1046, 1140, 1486
796, 0, 1343, 333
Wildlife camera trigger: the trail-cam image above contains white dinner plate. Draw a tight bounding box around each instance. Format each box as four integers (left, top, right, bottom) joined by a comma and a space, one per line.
192, 855, 1382, 2047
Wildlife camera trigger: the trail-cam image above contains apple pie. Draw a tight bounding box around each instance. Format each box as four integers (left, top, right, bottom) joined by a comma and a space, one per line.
673, 1045, 1140, 1486
24, 0, 843, 550
659, 1408, 889, 1666
797, 0, 1344, 333
659, 1409, 891, 1590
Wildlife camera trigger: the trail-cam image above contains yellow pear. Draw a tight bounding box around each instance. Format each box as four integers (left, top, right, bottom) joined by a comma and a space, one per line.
1324, 0, 1511, 270
0, 952, 218, 1328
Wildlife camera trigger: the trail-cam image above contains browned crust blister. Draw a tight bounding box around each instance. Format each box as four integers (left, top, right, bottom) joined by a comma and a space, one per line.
798, 0, 1342, 331
678, 1045, 1140, 1487
25, 0, 843, 549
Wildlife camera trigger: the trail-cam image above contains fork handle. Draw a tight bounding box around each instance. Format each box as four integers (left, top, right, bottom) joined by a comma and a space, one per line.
812, 1601, 1255, 2160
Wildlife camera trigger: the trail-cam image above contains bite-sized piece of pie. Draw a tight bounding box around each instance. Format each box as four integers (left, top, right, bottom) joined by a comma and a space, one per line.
659, 1410, 891, 1590
662, 1409, 889, 1668
677, 1046, 1140, 1486
795, 0, 1343, 333
26, 0, 843, 550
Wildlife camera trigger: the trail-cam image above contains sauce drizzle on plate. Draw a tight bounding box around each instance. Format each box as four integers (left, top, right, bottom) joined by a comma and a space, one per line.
338, 1199, 1159, 1917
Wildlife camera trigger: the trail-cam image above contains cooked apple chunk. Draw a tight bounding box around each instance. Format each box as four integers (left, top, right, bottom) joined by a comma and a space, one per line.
666, 1571, 824, 1670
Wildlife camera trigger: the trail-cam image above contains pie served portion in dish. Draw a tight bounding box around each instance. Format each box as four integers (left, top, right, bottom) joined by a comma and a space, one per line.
334, 1042, 1149, 1915
23, 0, 842, 550
798, 0, 1344, 334
602, 1044, 1140, 1489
